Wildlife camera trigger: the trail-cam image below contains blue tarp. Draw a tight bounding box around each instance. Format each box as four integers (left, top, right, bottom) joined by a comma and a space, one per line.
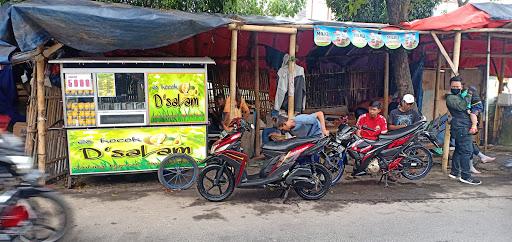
473, 3, 512, 20
0, 0, 232, 64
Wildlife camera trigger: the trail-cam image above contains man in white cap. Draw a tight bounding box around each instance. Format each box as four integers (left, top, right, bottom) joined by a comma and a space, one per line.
388, 94, 422, 131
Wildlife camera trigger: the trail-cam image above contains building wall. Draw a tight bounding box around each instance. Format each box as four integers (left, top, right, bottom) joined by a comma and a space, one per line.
297, 0, 333, 21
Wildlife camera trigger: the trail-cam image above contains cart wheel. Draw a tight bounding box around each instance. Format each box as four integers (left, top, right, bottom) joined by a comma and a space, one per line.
158, 154, 198, 190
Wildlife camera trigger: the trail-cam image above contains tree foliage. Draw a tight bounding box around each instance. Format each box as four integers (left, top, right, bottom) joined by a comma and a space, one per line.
98, 0, 306, 17
326, 0, 440, 23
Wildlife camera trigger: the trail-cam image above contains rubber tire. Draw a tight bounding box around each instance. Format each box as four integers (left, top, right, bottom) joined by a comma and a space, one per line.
158, 153, 198, 190
197, 164, 235, 202
17, 192, 73, 242
294, 164, 332, 201
401, 145, 433, 180
321, 155, 345, 186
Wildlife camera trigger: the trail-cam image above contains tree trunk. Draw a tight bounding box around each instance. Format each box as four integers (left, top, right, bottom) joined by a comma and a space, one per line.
386, 0, 414, 97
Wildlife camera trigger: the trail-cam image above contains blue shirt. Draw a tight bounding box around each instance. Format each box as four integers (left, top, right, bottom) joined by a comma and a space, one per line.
291, 114, 321, 138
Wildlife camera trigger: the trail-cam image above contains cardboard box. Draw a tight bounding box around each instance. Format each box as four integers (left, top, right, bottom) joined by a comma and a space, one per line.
13, 122, 27, 138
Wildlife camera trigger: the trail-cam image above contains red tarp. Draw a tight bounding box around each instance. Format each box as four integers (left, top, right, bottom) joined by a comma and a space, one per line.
402, 4, 511, 31
403, 3, 512, 77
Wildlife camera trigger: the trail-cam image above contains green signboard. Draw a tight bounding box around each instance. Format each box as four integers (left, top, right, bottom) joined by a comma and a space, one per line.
67, 126, 207, 175
147, 73, 207, 124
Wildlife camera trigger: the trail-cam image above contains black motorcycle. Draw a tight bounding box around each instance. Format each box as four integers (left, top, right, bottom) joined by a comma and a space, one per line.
0, 133, 71, 242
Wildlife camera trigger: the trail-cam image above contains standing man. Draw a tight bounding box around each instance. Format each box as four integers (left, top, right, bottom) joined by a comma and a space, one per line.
446, 76, 481, 185
388, 94, 422, 131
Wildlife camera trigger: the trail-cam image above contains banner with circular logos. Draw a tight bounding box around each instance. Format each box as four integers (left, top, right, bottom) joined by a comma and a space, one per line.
314, 26, 419, 50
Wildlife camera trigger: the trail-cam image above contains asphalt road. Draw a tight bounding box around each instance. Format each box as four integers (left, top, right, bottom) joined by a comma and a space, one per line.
59, 160, 512, 242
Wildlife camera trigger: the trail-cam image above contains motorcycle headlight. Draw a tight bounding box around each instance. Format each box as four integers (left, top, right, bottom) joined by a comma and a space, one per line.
7, 156, 33, 172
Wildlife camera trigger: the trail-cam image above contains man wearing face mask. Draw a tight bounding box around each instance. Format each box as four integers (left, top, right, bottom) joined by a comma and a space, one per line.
446, 76, 481, 185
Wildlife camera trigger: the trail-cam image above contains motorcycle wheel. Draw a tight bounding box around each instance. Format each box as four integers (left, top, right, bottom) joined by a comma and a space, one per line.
294, 164, 332, 200
16, 192, 72, 242
158, 154, 198, 190
320, 154, 344, 186
197, 164, 235, 202
401, 146, 433, 180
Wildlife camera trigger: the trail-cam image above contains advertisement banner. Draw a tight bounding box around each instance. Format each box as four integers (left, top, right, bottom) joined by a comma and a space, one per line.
96, 73, 116, 97
148, 73, 207, 124
313, 26, 419, 50
64, 73, 93, 91
67, 126, 207, 175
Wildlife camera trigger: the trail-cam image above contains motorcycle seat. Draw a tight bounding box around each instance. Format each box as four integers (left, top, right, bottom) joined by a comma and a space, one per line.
262, 136, 319, 152
379, 121, 425, 140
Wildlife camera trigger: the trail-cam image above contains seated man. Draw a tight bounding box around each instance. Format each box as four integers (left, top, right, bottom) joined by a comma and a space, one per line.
356, 101, 388, 140
276, 112, 330, 138
388, 94, 422, 131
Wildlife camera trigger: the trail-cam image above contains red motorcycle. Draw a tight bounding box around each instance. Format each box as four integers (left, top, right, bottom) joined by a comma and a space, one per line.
341, 119, 434, 186
197, 118, 332, 202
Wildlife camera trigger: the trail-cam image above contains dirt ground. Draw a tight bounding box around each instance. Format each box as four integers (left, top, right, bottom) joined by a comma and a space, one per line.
56, 146, 512, 204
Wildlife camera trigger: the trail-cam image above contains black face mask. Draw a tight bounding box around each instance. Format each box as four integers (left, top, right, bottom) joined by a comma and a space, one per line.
451, 88, 461, 95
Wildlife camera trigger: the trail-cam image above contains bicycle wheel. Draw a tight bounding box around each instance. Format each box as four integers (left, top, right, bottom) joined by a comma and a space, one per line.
158, 154, 198, 190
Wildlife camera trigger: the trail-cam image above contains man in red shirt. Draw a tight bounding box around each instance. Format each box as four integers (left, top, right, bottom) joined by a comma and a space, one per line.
356, 101, 388, 140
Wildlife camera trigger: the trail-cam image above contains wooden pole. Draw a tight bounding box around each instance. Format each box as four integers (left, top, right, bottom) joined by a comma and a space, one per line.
229, 29, 238, 119
431, 33, 458, 75
484, 34, 491, 151
383, 52, 390, 118
492, 40, 507, 143
228, 23, 297, 34
35, 52, 46, 176
442, 31, 462, 174
254, 33, 261, 156
433, 53, 443, 119
287, 33, 297, 118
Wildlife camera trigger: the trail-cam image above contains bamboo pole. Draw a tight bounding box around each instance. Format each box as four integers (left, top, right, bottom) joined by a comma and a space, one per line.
492, 41, 507, 143
383, 52, 390, 118
431, 33, 458, 75
484, 34, 492, 151
254, 33, 261, 156
35, 53, 46, 176
228, 23, 297, 34
433, 53, 443, 119
287, 34, 297, 118
442, 31, 462, 174
229, 29, 238, 119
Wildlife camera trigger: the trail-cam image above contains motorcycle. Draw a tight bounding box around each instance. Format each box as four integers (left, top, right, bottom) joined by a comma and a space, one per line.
326, 117, 434, 186
0, 133, 71, 242
197, 118, 332, 202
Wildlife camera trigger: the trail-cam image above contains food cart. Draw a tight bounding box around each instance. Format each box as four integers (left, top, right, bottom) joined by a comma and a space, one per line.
49, 57, 213, 187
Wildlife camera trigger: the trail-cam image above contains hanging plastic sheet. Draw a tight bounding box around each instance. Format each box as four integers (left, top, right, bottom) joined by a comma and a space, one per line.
0, 0, 232, 64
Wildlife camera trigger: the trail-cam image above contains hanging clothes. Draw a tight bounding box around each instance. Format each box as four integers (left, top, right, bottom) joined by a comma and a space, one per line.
264, 46, 285, 71
268, 70, 277, 102
274, 54, 306, 113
